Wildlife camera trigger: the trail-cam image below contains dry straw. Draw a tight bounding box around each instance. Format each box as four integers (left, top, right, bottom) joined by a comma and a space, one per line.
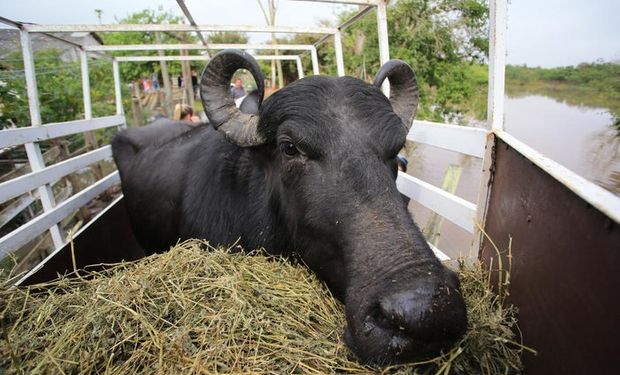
0, 239, 533, 374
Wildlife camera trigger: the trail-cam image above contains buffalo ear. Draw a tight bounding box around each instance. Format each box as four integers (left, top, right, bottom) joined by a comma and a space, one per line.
373, 60, 419, 130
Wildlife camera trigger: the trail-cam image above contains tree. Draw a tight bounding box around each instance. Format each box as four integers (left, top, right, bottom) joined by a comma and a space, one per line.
207, 31, 249, 45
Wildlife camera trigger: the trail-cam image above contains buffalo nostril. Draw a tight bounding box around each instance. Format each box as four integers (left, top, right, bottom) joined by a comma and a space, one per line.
378, 287, 467, 342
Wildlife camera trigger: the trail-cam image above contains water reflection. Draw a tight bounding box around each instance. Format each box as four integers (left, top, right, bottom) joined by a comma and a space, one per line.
504, 95, 619, 195
402, 93, 619, 259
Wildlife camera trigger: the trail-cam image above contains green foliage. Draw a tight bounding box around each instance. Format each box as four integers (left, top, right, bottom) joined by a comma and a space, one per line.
283, 0, 490, 122
207, 31, 249, 45
506, 62, 620, 120
0, 49, 122, 129
99, 8, 193, 81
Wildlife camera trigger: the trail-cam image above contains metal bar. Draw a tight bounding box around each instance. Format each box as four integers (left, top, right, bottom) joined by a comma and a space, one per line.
376, 0, 390, 95
428, 242, 451, 262
0, 115, 125, 148
334, 31, 345, 76
19, 29, 63, 249
0, 193, 37, 230
313, 34, 331, 48
487, 0, 507, 131
24, 24, 337, 34
175, 0, 211, 58
339, 5, 375, 31
0, 146, 113, 204
112, 60, 123, 115
0, 16, 22, 28
396, 172, 477, 234
289, 0, 380, 5
496, 130, 620, 224
310, 46, 320, 75
115, 55, 300, 62
408, 121, 488, 158
0, 172, 120, 258
80, 50, 93, 120
295, 57, 304, 79
84, 43, 315, 52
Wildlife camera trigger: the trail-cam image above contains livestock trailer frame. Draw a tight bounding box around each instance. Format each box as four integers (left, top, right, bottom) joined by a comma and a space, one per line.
1, 1, 619, 373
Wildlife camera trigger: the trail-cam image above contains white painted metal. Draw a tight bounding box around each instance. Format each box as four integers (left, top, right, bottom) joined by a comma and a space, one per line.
0, 146, 113, 204
19, 29, 63, 249
310, 46, 320, 75
472, 0, 509, 256
24, 24, 337, 34
408, 120, 488, 158
334, 31, 345, 76
496, 130, 620, 224
290, 0, 379, 5
115, 55, 301, 62
0, 115, 125, 149
0, 171, 120, 258
487, 0, 507, 131
396, 172, 477, 234
428, 242, 451, 262
112, 60, 123, 116
295, 57, 304, 79
85, 43, 315, 52
80, 50, 93, 120
376, 0, 390, 95
0, 194, 37, 229
175, 0, 211, 58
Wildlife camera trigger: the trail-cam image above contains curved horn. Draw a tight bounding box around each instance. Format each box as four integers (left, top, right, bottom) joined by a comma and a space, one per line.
373, 60, 419, 130
200, 49, 266, 147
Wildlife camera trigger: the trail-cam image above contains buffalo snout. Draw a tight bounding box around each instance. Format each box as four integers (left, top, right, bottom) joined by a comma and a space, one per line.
345, 269, 467, 365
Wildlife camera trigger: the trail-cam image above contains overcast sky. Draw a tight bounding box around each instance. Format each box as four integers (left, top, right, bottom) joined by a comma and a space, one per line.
1, 0, 618, 67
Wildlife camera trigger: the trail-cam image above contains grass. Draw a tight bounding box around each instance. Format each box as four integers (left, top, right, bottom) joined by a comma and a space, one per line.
0, 239, 533, 374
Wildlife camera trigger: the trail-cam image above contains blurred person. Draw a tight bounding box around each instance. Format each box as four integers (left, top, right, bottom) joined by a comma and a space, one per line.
173, 104, 200, 123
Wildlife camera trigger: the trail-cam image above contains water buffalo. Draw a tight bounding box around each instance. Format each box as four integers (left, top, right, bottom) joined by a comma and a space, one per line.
112, 50, 467, 365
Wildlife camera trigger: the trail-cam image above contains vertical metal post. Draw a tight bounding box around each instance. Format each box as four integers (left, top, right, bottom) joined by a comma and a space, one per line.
80, 49, 93, 120
334, 31, 345, 77
310, 46, 320, 75
112, 59, 123, 116
376, 0, 391, 96
19, 29, 64, 249
471, 0, 508, 257
487, 0, 507, 131
295, 56, 304, 79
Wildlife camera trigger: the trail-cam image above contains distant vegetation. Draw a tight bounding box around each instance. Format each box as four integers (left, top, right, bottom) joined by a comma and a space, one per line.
506, 63, 620, 128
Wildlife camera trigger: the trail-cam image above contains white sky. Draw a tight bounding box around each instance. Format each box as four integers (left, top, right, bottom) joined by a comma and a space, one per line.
1, 0, 618, 67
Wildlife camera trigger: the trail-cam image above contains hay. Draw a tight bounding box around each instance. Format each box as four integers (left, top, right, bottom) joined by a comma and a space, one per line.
0, 240, 532, 374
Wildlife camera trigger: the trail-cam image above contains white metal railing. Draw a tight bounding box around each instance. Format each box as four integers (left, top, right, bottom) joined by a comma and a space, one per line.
0, 116, 125, 149
0, 172, 121, 257
0, 146, 113, 204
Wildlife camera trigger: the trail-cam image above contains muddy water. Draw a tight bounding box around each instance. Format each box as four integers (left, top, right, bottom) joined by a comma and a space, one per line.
403, 94, 619, 260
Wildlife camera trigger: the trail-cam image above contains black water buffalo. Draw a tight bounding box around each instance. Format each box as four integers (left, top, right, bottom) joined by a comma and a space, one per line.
112, 50, 467, 365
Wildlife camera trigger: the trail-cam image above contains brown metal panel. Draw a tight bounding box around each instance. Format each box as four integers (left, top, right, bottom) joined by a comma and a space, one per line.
20, 197, 145, 285
481, 137, 620, 375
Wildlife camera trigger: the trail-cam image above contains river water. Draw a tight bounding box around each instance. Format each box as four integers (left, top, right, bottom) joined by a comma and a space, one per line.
403, 94, 619, 260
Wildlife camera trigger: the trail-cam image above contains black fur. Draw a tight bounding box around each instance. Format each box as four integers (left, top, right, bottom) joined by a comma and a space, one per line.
112, 75, 467, 365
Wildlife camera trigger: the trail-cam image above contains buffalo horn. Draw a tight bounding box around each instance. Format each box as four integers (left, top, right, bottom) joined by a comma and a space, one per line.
200, 49, 266, 147
373, 60, 419, 130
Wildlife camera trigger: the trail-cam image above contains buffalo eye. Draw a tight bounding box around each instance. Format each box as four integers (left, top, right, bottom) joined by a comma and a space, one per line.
280, 142, 299, 157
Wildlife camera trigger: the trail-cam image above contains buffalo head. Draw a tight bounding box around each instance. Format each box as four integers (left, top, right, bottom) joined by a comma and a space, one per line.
199, 50, 467, 365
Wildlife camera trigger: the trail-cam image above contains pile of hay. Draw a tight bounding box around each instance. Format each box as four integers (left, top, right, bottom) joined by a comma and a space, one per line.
0, 240, 531, 374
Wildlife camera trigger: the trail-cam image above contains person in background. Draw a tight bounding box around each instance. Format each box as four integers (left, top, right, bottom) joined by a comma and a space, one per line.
230, 78, 246, 100
177, 75, 183, 88
152, 74, 159, 91
173, 104, 200, 123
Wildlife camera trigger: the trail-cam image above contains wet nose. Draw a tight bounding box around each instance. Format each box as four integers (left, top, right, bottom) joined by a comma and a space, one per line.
378, 282, 467, 344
